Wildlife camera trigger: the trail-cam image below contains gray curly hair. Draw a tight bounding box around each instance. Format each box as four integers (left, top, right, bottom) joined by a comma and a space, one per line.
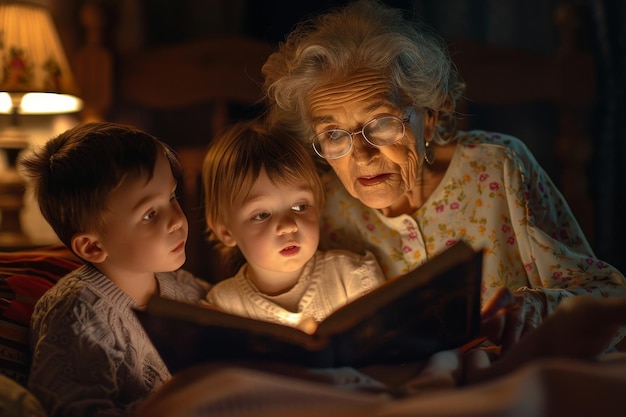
262, 0, 465, 145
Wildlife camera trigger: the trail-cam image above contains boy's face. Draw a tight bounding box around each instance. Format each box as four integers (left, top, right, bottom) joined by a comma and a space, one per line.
220, 168, 320, 282
96, 153, 188, 275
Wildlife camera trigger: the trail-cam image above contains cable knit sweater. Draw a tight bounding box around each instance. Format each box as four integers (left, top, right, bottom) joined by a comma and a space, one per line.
27, 264, 209, 417
206, 249, 385, 329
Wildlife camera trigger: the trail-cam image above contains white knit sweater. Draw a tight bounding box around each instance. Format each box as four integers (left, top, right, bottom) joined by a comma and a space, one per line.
207, 249, 385, 329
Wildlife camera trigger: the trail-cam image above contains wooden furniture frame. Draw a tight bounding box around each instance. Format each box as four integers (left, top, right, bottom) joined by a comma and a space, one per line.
450, 3, 596, 243
117, 36, 274, 280
74, 3, 597, 279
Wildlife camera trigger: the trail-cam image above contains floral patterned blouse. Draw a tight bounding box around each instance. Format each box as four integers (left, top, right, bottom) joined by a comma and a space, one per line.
319, 130, 626, 318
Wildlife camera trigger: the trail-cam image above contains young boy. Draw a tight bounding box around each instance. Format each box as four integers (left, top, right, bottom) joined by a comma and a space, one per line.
202, 119, 385, 333
19, 122, 210, 416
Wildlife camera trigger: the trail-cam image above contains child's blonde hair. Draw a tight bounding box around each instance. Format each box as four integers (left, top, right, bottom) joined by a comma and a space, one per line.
202, 118, 325, 254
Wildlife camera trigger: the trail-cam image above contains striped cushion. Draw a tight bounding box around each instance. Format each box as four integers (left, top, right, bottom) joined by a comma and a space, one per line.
0, 246, 81, 386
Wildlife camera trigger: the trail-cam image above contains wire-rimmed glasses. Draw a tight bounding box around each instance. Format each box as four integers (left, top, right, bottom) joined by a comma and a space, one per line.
311, 115, 409, 160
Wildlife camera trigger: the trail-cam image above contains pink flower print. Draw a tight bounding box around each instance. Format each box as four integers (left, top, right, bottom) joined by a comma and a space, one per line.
501, 224, 511, 234
403, 245, 412, 253
552, 271, 563, 280
361, 213, 370, 222
479, 173, 489, 182
597, 261, 606, 269
366, 224, 375, 231
585, 258, 594, 266
436, 204, 444, 213
450, 202, 459, 210
506, 236, 515, 245
489, 182, 499, 191
524, 263, 533, 271
403, 219, 418, 241
445, 239, 457, 246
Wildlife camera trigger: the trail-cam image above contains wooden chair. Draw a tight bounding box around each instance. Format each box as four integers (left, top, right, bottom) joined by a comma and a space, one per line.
88, 3, 596, 280
115, 36, 275, 281
448, 3, 596, 243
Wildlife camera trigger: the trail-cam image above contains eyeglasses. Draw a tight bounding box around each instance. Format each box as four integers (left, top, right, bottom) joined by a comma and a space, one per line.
311, 115, 409, 160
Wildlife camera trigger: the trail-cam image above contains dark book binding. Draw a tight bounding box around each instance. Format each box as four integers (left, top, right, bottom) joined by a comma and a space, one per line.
137, 241, 483, 372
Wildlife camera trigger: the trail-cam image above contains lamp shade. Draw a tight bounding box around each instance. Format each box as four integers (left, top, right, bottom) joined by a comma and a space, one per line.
0, 1, 83, 114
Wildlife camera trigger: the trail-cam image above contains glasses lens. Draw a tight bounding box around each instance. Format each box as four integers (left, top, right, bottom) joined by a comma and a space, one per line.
363, 116, 405, 146
313, 130, 351, 159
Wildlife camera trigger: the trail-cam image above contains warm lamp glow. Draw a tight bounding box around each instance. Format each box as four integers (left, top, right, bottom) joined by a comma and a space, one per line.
9, 92, 82, 114
0, 1, 83, 245
0, 2, 83, 114
0, 94, 10, 113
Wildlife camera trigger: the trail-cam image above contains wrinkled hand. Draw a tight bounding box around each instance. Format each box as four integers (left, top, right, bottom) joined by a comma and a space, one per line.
467, 293, 626, 384
522, 294, 626, 359
480, 287, 544, 354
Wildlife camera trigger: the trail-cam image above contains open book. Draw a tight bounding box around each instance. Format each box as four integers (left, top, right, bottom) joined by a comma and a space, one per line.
137, 241, 483, 372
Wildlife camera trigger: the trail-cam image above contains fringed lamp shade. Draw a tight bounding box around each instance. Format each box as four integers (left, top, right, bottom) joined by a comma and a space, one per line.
0, 1, 83, 114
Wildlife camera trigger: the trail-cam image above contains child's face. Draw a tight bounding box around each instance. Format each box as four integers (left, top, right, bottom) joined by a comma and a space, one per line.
222, 169, 320, 280
97, 153, 188, 274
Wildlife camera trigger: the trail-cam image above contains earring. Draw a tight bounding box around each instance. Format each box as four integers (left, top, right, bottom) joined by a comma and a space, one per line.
424, 139, 435, 165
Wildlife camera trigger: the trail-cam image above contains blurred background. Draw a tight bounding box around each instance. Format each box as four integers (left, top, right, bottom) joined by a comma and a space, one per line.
1, 0, 624, 276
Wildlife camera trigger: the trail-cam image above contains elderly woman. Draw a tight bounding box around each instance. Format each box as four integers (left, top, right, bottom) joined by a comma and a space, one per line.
261, 0, 626, 350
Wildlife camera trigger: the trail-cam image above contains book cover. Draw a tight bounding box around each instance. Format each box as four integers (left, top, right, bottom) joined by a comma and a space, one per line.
137, 241, 483, 372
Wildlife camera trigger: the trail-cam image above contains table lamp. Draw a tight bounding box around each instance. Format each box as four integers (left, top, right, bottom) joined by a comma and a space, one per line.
0, 0, 83, 246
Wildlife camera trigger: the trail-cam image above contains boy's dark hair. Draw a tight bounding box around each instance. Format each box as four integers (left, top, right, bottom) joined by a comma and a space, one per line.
19, 122, 180, 249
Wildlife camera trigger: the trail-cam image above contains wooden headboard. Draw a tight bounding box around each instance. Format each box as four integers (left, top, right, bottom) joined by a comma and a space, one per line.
74, 3, 597, 280
450, 3, 596, 243
112, 36, 274, 281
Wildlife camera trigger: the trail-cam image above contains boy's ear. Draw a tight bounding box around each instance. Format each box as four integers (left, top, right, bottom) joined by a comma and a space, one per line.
212, 223, 237, 248
71, 232, 107, 263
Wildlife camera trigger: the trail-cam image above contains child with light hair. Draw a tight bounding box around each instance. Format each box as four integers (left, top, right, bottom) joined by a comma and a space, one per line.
203, 119, 385, 333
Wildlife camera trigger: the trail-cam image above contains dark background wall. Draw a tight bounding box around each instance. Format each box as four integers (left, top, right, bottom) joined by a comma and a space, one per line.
55, 0, 626, 272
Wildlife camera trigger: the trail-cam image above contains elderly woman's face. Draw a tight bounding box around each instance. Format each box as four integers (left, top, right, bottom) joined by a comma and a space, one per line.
308, 71, 430, 211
